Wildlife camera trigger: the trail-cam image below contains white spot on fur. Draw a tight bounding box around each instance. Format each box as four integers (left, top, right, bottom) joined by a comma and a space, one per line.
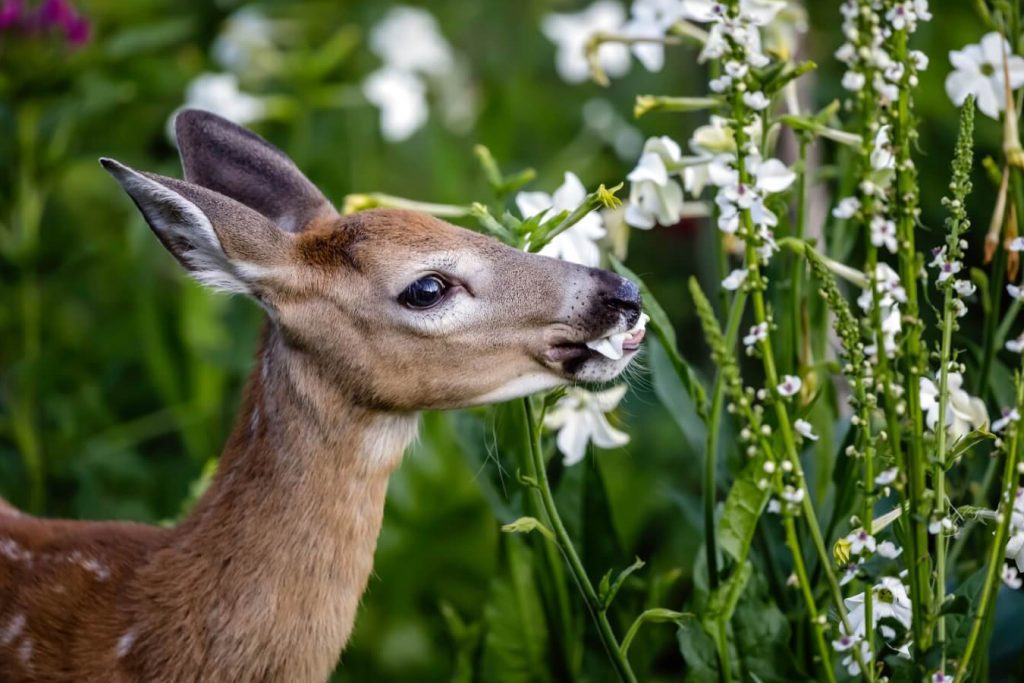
17, 637, 32, 665
80, 557, 111, 581
1, 614, 25, 645
116, 630, 136, 658
0, 538, 31, 564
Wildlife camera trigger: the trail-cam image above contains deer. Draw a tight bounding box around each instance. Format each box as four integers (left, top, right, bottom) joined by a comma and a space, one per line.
0, 110, 645, 683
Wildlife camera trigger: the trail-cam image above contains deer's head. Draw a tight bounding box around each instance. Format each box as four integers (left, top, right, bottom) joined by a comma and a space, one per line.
102, 111, 644, 411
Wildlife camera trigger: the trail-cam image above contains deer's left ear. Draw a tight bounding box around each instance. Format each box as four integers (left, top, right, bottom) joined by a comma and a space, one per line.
101, 157, 288, 295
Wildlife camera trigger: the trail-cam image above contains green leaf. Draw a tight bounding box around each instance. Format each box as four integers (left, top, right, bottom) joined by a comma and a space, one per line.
945, 429, 995, 469
677, 615, 721, 683
718, 455, 771, 563
480, 536, 554, 683
610, 257, 708, 419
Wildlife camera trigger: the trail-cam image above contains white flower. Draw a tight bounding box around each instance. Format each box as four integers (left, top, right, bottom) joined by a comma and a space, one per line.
180, 73, 265, 127
919, 373, 989, 438
371, 6, 454, 76
841, 640, 872, 677
743, 90, 771, 110
1008, 334, 1024, 353
794, 419, 818, 441
870, 126, 895, 171
875, 467, 898, 486
743, 322, 768, 347
781, 485, 805, 504
777, 375, 802, 397
833, 197, 861, 219
213, 8, 279, 76
946, 32, 1024, 119
1009, 284, 1024, 301
877, 541, 903, 559
932, 673, 953, 683
870, 216, 898, 253
625, 137, 686, 229
832, 634, 859, 652
767, 498, 781, 514
954, 279, 977, 297
1007, 532, 1024, 571
683, 0, 785, 27
542, 1, 630, 83
516, 172, 607, 267
544, 386, 630, 466
1002, 564, 1023, 590
843, 576, 913, 640
840, 563, 860, 586
622, 0, 686, 72
842, 70, 866, 92
846, 529, 877, 556
750, 157, 797, 193
1010, 237, 1024, 252
722, 268, 748, 290
929, 516, 957, 535
993, 407, 1020, 433
363, 67, 433, 143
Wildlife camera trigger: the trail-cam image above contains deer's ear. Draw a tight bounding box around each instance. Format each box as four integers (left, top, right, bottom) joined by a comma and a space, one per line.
101, 158, 287, 295
174, 109, 336, 233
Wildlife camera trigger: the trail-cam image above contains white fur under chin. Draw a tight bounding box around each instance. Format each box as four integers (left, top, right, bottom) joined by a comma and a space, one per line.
572, 351, 637, 383
470, 373, 566, 406
360, 413, 421, 468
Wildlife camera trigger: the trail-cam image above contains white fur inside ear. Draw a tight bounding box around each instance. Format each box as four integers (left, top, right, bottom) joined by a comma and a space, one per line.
112, 163, 249, 294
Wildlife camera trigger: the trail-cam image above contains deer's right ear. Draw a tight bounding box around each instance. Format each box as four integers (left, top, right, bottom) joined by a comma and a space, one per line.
101, 158, 288, 295
174, 109, 337, 233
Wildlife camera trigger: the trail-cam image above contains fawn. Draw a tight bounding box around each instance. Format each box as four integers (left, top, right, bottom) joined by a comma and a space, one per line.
0, 110, 644, 683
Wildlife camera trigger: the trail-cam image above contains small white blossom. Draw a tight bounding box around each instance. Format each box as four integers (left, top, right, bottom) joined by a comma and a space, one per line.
743, 322, 769, 347
877, 541, 903, 559
842, 70, 866, 92
1002, 564, 1023, 590
794, 419, 818, 441
846, 529, 877, 556
180, 73, 265, 128
1010, 237, 1024, 252
870, 126, 895, 171
722, 268, 748, 291
870, 216, 898, 253
777, 375, 802, 397
544, 386, 630, 466
993, 408, 1020, 433
842, 576, 913, 641
767, 498, 782, 514
781, 485, 805, 504
1008, 284, 1024, 301
742, 90, 771, 110
363, 67, 429, 142
1008, 334, 1024, 353
833, 197, 861, 219
1007, 532, 1024, 572
919, 373, 989, 438
875, 467, 898, 486
832, 634, 859, 652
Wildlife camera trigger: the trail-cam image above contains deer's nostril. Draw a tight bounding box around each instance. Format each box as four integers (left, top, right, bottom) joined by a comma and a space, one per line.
602, 277, 642, 326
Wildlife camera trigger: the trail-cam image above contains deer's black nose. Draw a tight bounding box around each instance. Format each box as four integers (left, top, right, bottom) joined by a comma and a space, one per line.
601, 276, 642, 327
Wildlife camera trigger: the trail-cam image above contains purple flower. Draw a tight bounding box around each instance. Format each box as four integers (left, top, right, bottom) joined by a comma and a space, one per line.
63, 12, 88, 44
0, 0, 23, 30
36, 0, 75, 27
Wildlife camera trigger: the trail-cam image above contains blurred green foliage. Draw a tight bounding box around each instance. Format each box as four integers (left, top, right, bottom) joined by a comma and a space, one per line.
2, 0, 1024, 681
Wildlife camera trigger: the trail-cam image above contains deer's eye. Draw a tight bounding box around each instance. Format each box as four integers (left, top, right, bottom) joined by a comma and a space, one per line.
399, 275, 449, 309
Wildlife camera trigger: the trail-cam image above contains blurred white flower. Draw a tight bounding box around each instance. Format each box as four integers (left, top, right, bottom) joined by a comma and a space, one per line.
1010, 237, 1024, 252
781, 485, 804, 504
181, 73, 266, 126
840, 640, 871, 677
794, 418, 818, 441
682, 0, 785, 27
1008, 532, 1024, 572
870, 126, 895, 170
877, 541, 903, 559
875, 467, 898, 486
516, 172, 607, 267
722, 268, 747, 291
919, 373, 988, 438
833, 197, 861, 219
213, 7, 279, 76
870, 216, 898, 253
777, 375, 802, 398
743, 322, 768, 347
542, 0, 630, 84
369, 6, 453, 76
625, 136, 687, 229
544, 386, 630, 466
1002, 564, 1023, 590
992, 407, 1020, 433
945, 32, 1024, 119
622, 0, 686, 72
362, 67, 428, 142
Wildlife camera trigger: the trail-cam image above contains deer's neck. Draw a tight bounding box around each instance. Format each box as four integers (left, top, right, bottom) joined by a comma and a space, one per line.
134, 325, 417, 682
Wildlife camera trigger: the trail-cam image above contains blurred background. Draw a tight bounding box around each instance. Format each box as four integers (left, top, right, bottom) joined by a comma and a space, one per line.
1, 0, 1019, 680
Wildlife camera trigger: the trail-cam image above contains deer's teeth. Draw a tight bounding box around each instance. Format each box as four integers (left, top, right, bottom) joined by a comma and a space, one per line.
585, 313, 649, 361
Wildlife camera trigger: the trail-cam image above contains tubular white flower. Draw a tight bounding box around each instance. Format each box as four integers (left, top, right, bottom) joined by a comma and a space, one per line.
625, 136, 688, 229
544, 386, 630, 466
722, 268, 748, 290
919, 373, 988, 438
181, 73, 266, 127
794, 418, 818, 441
363, 67, 429, 142
622, 0, 686, 72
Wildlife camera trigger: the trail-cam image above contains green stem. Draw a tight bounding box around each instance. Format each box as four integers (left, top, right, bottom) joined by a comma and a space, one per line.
704, 291, 749, 593
522, 399, 637, 683
784, 517, 837, 683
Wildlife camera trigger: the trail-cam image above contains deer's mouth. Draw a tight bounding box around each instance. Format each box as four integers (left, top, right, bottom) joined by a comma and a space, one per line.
544, 313, 648, 377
